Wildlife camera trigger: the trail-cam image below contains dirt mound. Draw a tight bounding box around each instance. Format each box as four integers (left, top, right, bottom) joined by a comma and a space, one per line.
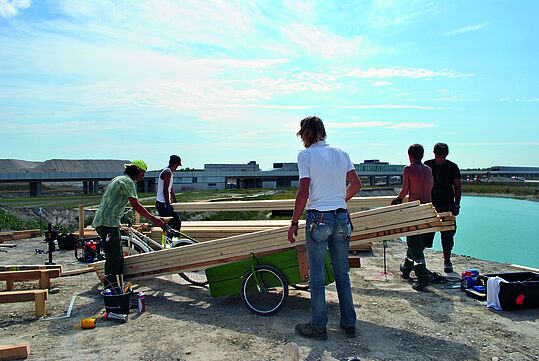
0, 159, 129, 173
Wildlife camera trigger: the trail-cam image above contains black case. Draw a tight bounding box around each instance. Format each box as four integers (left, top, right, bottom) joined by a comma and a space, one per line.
481, 272, 539, 310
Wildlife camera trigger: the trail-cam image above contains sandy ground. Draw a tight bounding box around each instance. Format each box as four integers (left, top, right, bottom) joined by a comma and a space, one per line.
1, 236, 538, 361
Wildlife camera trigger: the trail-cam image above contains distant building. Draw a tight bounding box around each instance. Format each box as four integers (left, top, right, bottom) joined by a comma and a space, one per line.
145, 159, 406, 192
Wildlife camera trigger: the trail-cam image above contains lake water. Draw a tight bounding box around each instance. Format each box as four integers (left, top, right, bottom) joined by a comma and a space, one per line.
429, 196, 539, 269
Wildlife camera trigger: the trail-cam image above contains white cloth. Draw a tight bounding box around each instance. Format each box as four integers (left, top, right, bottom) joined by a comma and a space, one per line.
486, 276, 506, 311
297, 141, 355, 211
156, 168, 173, 204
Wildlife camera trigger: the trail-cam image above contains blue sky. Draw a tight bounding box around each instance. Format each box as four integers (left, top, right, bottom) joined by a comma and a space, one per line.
1, 0, 538, 171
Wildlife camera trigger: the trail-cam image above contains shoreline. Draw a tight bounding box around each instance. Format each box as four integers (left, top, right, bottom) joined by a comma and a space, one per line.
462, 192, 538, 202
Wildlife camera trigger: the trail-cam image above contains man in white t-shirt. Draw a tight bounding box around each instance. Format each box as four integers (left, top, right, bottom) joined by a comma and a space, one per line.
288, 116, 362, 340
156, 155, 182, 232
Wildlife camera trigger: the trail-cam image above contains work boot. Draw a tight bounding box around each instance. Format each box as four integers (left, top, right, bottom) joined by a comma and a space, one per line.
340, 324, 357, 338
400, 263, 411, 279
444, 261, 454, 273
295, 323, 328, 341
412, 274, 434, 291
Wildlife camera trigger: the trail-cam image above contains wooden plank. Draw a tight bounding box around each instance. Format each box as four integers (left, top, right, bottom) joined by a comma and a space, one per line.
0, 265, 62, 273
93, 201, 452, 280
0, 289, 48, 303
0, 269, 61, 291
0, 229, 40, 241
172, 196, 409, 212
78, 205, 85, 238
296, 245, 309, 282
60, 267, 95, 277
34, 291, 47, 316
0, 343, 30, 360
95, 203, 430, 272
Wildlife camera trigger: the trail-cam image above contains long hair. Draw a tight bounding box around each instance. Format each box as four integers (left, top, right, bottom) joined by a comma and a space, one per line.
297, 116, 326, 147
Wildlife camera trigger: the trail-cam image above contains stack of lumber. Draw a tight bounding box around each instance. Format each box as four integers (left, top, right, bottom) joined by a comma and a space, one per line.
93, 201, 454, 281
171, 196, 400, 212
0, 229, 40, 243
148, 220, 290, 242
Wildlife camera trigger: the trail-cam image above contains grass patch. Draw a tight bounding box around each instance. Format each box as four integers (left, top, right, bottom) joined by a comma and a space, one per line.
0, 209, 42, 231
462, 183, 539, 197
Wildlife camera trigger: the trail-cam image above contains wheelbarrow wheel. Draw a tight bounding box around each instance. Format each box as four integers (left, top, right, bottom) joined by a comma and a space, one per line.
241, 265, 288, 316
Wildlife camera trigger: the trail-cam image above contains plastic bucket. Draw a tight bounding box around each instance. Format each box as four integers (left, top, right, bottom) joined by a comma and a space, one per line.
101, 290, 132, 315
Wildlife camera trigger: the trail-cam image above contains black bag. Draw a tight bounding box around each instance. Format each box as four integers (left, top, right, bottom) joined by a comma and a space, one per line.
57, 233, 76, 250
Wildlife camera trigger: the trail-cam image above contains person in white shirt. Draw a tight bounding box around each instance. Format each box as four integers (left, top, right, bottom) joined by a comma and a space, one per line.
156, 155, 182, 232
288, 116, 362, 340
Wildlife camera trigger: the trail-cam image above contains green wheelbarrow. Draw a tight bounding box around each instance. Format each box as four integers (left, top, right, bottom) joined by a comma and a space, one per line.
205, 246, 360, 316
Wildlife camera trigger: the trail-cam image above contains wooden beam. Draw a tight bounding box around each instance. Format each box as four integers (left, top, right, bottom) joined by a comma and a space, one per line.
0, 343, 30, 360
171, 196, 409, 212
0, 269, 61, 291
92, 201, 453, 281
0, 265, 62, 273
78, 205, 85, 238
0, 290, 48, 317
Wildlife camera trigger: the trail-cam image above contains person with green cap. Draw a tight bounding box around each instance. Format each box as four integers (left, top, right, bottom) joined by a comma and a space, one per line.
92, 160, 166, 284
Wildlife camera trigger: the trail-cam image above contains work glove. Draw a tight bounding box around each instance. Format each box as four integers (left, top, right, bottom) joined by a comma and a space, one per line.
391, 197, 402, 206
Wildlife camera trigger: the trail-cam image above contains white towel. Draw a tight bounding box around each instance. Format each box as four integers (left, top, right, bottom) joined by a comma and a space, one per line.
486, 276, 506, 311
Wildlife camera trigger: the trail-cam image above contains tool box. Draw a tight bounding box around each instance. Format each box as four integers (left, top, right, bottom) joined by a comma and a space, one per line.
480, 272, 539, 310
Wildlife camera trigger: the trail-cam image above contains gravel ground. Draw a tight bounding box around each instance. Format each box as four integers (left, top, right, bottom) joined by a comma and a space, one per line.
1, 236, 538, 361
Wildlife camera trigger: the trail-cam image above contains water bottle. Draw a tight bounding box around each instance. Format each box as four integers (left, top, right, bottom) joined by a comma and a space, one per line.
137, 291, 145, 314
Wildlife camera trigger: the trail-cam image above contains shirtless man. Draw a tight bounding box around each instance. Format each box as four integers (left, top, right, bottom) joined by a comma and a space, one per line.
391, 144, 434, 291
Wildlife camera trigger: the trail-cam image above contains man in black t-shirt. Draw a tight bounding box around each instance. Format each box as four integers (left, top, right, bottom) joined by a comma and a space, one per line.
424, 143, 461, 273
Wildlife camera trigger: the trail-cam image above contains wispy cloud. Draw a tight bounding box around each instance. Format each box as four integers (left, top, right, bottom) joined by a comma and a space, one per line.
386, 122, 435, 129
496, 97, 539, 103
443, 22, 489, 36
348, 67, 472, 79
371, 81, 393, 87
0, 0, 30, 18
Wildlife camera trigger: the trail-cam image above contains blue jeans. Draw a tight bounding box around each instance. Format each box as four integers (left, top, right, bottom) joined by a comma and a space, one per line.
306, 209, 356, 329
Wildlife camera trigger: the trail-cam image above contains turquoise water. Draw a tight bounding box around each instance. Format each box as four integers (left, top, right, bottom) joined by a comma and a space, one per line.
429, 196, 539, 269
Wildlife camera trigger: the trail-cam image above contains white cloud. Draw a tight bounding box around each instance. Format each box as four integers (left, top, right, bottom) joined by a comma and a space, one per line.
0, 0, 30, 18
385, 122, 435, 129
443, 22, 489, 36
496, 97, 539, 103
348, 67, 472, 79
372, 81, 393, 87
282, 23, 383, 60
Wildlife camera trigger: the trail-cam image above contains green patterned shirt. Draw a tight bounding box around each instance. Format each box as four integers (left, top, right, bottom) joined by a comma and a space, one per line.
92, 175, 138, 228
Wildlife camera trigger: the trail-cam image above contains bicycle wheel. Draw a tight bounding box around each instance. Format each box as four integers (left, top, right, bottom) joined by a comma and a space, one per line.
241, 265, 288, 316
121, 235, 151, 255
172, 239, 209, 286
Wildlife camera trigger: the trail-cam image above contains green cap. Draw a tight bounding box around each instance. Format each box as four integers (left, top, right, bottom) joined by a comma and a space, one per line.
124, 159, 148, 172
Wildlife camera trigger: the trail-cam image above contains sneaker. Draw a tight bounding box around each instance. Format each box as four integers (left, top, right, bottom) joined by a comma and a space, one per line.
295, 323, 328, 341
444, 261, 453, 273
340, 324, 357, 338
412, 274, 434, 291
400, 263, 411, 279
